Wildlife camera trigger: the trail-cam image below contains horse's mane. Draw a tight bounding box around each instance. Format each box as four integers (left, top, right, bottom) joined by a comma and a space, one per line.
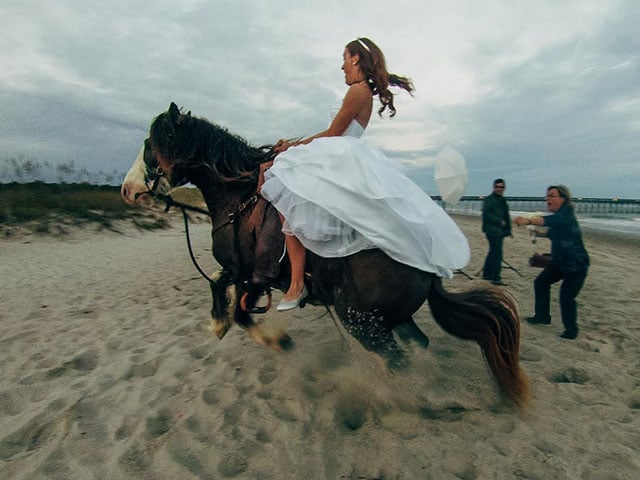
150, 106, 275, 184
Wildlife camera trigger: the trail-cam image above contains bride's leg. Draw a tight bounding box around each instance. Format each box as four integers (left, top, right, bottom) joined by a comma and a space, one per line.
283, 233, 306, 301
278, 212, 306, 302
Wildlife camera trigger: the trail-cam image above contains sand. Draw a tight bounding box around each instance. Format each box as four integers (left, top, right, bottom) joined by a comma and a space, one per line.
1, 214, 639, 479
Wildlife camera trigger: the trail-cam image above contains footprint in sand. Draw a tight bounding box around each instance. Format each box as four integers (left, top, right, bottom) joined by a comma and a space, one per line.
39, 448, 72, 478
189, 344, 210, 359
145, 409, 173, 438
0, 413, 60, 461
257, 362, 278, 385
17, 350, 98, 385
334, 392, 369, 430
301, 374, 334, 400
628, 396, 640, 410
519, 344, 544, 362
255, 428, 271, 443
125, 357, 161, 379
453, 464, 480, 480
119, 442, 152, 473
217, 450, 249, 477
64, 350, 98, 372
548, 367, 590, 384
201, 386, 219, 406
222, 402, 244, 424
419, 402, 468, 422
167, 442, 212, 478
115, 415, 138, 440
0, 390, 24, 416
19, 367, 66, 385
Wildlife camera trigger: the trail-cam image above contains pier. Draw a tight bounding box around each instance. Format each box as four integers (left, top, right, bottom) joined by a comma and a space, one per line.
434, 196, 640, 216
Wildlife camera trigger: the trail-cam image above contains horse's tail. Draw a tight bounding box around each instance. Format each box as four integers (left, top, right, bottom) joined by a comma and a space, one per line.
427, 278, 530, 407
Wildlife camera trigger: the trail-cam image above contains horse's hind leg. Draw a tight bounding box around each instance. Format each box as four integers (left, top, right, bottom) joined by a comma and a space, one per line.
337, 306, 408, 370
393, 317, 430, 349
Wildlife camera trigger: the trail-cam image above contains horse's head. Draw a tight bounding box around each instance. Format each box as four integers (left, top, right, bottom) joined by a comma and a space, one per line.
121, 103, 193, 206
122, 102, 274, 206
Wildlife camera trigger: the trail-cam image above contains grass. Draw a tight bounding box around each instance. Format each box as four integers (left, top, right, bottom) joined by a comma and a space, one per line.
0, 182, 207, 237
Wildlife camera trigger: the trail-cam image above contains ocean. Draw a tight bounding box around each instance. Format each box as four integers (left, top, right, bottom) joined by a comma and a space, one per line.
439, 197, 640, 238
569, 214, 640, 237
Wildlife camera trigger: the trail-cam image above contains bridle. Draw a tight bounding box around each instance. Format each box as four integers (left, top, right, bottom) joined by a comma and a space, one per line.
135, 165, 259, 285
134, 147, 274, 314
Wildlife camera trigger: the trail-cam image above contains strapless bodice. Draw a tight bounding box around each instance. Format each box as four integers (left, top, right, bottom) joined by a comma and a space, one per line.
328, 108, 366, 139
342, 119, 365, 138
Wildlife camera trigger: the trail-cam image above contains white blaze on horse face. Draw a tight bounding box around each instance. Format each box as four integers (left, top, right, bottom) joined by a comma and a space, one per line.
120, 144, 170, 207
121, 145, 147, 205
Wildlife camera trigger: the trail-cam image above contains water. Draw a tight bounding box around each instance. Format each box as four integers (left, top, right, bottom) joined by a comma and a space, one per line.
573, 215, 640, 237
439, 199, 640, 238
504, 210, 640, 237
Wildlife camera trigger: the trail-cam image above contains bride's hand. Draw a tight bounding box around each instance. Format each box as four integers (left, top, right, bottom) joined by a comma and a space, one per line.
274, 139, 293, 153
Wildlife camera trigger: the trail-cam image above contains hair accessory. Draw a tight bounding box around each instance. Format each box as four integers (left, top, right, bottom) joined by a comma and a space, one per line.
357, 38, 371, 53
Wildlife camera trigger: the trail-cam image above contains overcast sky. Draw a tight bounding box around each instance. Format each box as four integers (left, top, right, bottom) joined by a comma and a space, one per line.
1, 0, 638, 197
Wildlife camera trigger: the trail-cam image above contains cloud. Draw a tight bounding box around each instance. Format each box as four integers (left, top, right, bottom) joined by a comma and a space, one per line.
0, 0, 638, 197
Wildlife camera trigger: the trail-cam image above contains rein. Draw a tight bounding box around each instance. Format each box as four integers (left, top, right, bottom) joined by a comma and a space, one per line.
145, 190, 258, 285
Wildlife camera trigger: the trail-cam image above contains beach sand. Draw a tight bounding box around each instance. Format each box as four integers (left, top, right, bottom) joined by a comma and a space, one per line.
1, 214, 639, 479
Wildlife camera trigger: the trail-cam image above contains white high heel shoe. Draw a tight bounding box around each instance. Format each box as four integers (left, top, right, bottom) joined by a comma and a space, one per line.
276, 286, 308, 312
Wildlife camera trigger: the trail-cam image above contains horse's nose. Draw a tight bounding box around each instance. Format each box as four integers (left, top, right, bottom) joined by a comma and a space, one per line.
121, 183, 133, 204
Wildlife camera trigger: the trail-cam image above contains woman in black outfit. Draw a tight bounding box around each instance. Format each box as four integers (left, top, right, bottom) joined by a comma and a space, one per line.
515, 185, 589, 339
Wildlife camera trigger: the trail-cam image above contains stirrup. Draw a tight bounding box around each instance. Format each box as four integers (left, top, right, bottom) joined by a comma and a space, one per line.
240, 287, 272, 314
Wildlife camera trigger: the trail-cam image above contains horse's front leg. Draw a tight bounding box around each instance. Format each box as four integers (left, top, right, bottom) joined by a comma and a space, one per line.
208, 269, 235, 339
234, 282, 293, 352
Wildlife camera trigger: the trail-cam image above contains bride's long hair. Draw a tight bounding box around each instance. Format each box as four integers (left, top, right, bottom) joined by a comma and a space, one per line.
346, 37, 414, 117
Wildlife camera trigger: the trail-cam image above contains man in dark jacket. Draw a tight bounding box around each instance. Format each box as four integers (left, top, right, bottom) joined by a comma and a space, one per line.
481, 178, 511, 285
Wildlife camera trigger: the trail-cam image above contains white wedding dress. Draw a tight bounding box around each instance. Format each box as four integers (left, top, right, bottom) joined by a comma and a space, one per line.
260, 119, 470, 278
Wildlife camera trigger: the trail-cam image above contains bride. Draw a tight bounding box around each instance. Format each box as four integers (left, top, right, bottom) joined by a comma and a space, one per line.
260, 37, 470, 310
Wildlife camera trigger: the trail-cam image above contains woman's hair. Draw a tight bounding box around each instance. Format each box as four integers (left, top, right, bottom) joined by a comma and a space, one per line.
548, 185, 573, 206
345, 37, 414, 117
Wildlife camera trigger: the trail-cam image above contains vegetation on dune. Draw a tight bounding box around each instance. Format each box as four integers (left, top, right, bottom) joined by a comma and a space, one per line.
0, 156, 207, 237
0, 182, 171, 235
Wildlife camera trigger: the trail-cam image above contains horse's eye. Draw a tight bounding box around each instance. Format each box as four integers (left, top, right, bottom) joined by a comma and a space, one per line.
155, 166, 165, 176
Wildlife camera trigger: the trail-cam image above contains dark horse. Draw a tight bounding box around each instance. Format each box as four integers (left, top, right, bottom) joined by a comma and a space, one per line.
121, 102, 529, 406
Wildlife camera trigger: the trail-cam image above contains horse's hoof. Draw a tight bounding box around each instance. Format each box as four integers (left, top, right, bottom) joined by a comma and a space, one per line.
210, 317, 231, 339
278, 334, 294, 351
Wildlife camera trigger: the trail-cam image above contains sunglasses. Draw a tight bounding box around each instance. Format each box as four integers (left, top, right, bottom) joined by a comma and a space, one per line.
494, 185, 505, 189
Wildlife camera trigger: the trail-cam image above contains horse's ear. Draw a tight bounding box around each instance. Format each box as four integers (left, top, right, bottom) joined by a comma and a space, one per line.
176, 109, 191, 125
168, 102, 180, 122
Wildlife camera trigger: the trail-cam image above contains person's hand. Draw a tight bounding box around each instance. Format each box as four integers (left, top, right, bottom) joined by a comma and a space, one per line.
274, 139, 286, 152
274, 139, 294, 154
514, 216, 529, 226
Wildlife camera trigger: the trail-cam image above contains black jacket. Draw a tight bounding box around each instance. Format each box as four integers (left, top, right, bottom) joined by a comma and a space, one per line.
543, 204, 590, 273
482, 193, 511, 236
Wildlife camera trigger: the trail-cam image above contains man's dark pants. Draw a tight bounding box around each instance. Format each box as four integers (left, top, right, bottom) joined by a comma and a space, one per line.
534, 266, 588, 334
482, 234, 504, 281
